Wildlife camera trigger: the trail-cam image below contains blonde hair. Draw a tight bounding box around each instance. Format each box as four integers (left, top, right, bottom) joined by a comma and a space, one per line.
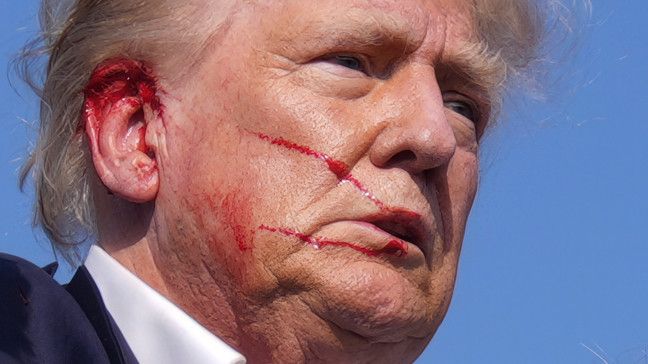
17, 0, 555, 264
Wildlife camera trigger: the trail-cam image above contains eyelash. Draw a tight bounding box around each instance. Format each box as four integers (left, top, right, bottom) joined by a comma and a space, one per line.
332, 55, 364, 71
323, 54, 369, 74
444, 99, 479, 124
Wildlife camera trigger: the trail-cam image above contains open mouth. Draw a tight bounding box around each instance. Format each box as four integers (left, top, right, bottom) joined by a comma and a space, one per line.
372, 220, 415, 242
367, 213, 428, 257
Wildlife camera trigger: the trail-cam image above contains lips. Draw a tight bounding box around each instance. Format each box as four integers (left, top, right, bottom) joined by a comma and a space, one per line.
288, 176, 437, 259
362, 211, 430, 257
373, 220, 415, 243
269, 208, 433, 259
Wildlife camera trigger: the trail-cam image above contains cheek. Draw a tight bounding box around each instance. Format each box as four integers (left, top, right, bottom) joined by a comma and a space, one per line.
163, 133, 325, 290
204, 189, 261, 287
448, 150, 480, 226
180, 171, 282, 294
205, 189, 257, 251
158, 127, 262, 281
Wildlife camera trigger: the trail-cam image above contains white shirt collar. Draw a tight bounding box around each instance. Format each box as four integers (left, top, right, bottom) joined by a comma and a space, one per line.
84, 245, 246, 364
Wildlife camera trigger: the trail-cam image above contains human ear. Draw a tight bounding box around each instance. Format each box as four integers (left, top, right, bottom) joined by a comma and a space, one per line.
83, 58, 162, 203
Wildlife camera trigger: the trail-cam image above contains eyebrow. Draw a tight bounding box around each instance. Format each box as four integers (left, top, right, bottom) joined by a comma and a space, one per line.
278, 9, 505, 97
328, 14, 415, 46
279, 10, 419, 56
441, 40, 506, 94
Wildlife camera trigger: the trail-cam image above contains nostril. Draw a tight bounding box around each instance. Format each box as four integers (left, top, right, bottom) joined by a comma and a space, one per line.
383, 150, 417, 168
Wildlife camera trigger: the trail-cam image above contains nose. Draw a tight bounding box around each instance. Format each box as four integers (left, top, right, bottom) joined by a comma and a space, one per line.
368, 64, 456, 175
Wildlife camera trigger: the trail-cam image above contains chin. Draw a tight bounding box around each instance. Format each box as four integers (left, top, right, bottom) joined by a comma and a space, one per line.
316, 322, 435, 364
311, 259, 450, 345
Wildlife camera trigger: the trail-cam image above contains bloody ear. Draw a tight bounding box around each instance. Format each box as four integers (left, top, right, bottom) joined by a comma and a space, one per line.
84, 58, 162, 203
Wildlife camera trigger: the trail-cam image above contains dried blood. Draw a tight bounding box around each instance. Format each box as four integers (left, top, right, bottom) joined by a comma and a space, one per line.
84, 57, 163, 131
259, 225, 407, 257
256, 133, 417, 257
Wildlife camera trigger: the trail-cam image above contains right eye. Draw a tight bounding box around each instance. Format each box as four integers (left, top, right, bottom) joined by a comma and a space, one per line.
328, 55, 365, 73
445, 100, 477, 124
311, 54, 370, 77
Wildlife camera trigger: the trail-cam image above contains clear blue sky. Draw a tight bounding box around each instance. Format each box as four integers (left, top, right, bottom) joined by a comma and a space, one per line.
1, 1, 646, 363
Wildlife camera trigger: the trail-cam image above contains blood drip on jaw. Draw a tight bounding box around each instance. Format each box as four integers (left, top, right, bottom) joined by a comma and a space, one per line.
256, 133, 420, 258
259, 226, 408, 257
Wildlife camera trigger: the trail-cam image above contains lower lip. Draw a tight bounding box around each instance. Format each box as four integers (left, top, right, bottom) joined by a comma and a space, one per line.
259, 225, 408, 257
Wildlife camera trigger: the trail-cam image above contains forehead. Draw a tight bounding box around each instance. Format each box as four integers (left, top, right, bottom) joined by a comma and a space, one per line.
252, 0, 477, 47
169, 0, 495, 107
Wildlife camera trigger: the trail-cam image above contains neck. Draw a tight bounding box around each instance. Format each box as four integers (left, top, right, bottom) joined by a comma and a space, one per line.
102, 239, 170, 297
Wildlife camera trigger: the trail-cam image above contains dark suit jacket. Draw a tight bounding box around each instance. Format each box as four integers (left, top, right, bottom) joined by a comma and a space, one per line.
0, 253, 138, 364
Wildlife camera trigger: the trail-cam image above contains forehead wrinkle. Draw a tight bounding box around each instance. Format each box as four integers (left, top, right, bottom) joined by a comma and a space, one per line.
432, 0, 506, 91
275, 6, 426, 54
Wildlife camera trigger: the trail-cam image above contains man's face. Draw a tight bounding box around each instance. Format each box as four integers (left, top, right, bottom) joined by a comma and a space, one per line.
152, 0, 488, 361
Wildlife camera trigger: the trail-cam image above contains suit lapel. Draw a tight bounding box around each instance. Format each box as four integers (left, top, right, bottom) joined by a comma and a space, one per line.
66, 266, 139, 364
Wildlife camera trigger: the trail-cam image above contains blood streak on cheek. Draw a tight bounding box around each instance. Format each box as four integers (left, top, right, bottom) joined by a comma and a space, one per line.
208, 193, 256, 252
259, 225, 408, 257
255, 133, 418, 258
256, 133, 349, 178
255, 133, 421, 217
